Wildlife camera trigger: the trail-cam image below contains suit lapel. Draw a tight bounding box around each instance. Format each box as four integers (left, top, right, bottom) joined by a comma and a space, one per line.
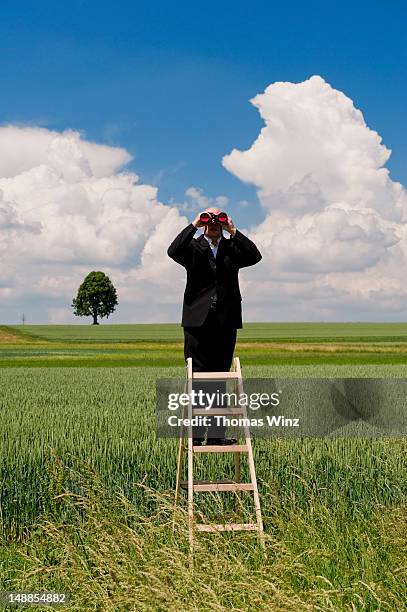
197, 234, 226, 260
215, 236, 226, 261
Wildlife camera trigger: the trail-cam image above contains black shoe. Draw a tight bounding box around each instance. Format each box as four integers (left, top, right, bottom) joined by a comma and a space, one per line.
193, 438, 203, 446
206, 438, 237, 445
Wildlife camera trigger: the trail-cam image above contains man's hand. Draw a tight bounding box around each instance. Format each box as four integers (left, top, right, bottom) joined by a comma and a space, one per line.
223, 215, 237, 236
192, 212, 205, 228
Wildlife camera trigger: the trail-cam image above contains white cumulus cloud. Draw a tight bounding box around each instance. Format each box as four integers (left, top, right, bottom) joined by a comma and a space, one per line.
0, 126, 187, 323
222, 75, 407, 320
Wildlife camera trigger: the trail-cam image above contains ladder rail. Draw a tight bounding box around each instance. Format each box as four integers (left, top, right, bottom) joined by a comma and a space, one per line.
174, 375, 187, 515
235, 357, 266, 550
186, 357, 194, 554
233, 365, 241, 484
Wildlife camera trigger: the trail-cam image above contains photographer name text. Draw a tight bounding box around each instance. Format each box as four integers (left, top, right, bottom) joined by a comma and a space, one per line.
167, 415, 300, 428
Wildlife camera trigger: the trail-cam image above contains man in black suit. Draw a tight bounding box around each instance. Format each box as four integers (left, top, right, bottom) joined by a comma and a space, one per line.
167, 207, 262, 444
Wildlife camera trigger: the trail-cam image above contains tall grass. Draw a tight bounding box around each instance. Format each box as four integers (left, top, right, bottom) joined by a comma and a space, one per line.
1, 366, 407, 538
1, 459, 406, 611
1, 364, 407, 608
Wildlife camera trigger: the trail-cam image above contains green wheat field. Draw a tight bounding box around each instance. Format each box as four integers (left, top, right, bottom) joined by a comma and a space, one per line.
0, 323, 407, 611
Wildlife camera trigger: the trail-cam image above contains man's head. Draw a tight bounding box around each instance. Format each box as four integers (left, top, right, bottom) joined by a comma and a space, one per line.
202, 207, 223, 241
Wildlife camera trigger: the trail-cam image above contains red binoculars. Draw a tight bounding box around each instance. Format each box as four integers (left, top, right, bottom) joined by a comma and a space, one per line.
199, 211, 228, 225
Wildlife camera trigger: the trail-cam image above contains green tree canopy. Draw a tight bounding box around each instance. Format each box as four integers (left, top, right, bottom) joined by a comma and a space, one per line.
71, 271, 118, 325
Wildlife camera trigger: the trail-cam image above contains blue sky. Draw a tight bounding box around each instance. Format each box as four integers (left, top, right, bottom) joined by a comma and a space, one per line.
1, 1, 407, 324
1, 0, 406, 228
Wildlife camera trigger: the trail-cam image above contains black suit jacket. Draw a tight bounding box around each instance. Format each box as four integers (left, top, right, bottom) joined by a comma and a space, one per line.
167, 223, 262, 328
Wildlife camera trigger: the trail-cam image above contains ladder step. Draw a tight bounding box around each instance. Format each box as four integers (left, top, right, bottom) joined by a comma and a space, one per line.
195, 483, 254, 492
192, 407, 244, 416
196, 523, 258, 532
193, 372, 239, 379
193, 444, 248, 453
180, 480, 254, 492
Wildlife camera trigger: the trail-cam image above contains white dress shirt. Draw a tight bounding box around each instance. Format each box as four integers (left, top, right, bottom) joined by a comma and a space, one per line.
204, 234, 220, 258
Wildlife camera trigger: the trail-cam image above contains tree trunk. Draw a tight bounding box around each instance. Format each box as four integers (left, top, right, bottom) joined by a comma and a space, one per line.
92, 311, 99, 325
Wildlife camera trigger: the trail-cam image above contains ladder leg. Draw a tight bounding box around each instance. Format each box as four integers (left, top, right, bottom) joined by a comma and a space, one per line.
173, 364, 190, 530
246, 436, 266, 552
186, 358, 194, 556
188, 430, 194, 555
233, 366, 242, 513
175, 428, 185, 504
235, 357, 266, 553
174, 379, 188, 508
233, 368, 240, 483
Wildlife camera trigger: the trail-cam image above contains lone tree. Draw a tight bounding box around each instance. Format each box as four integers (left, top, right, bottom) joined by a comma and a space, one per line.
71, 271, 118, 325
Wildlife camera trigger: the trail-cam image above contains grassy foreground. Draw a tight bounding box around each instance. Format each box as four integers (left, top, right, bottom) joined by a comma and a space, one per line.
1, 461, 406, 611
0, 324, 407, 610
1, 364, 407, 610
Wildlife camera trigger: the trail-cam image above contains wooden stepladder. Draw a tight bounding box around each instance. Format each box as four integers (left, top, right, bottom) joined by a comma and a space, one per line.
174, 356, 265, 552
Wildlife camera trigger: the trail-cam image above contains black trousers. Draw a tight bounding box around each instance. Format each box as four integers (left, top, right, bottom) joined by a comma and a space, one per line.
183, 308, 237, 440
